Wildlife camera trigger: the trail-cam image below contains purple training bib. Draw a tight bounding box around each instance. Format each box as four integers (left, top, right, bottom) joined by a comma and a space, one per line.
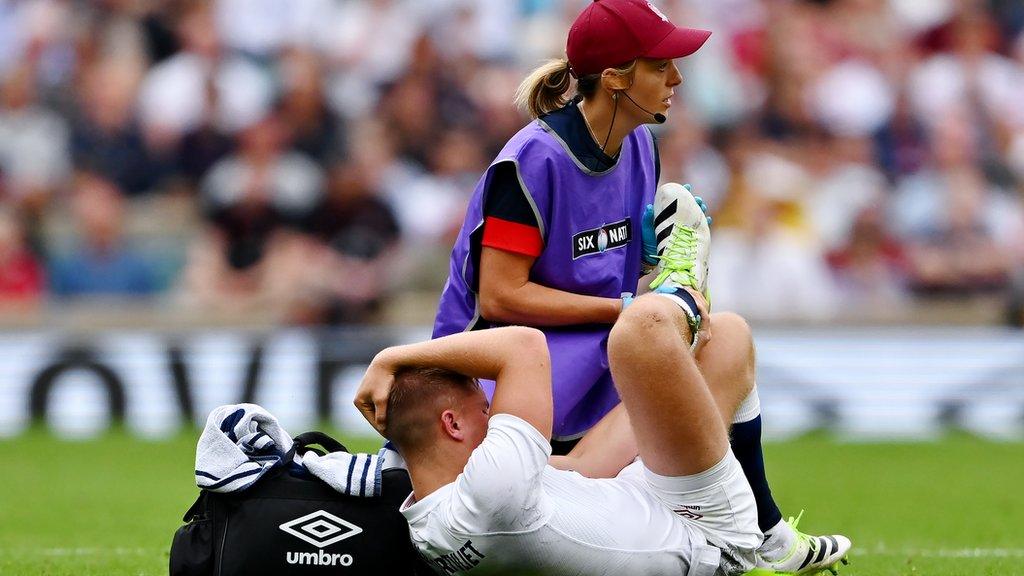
433, 119, 657, 439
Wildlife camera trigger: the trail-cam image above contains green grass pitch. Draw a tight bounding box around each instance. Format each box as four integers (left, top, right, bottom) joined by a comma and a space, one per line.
0, 430, 1021, 575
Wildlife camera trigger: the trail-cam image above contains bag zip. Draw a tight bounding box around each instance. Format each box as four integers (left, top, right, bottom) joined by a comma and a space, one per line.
216, 514, 229, 576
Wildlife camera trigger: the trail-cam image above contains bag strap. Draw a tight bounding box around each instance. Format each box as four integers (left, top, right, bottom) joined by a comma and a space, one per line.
292, 431, 349, 455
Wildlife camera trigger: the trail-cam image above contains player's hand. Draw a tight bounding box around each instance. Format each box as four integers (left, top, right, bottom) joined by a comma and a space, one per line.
354, 350, 398, 433
684, 287, 712, 352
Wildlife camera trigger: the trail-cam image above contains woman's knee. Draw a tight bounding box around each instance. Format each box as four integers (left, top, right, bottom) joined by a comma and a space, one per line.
710, 311, 753, 351
700, 311, 756, 393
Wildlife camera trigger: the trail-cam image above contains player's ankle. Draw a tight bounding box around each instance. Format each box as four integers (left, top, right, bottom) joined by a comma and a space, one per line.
758, 518, 796, 559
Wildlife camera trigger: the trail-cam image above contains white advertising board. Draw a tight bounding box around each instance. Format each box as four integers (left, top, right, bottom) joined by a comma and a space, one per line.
1, 327, 1021, 441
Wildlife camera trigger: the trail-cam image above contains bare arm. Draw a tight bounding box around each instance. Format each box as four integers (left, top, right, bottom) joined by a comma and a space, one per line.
549, 403, 638, 478
354, 327, 553, 439
479, 247, 622, 326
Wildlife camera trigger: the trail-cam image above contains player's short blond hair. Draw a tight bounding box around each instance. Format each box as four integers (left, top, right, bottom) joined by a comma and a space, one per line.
385, 367, 481, 455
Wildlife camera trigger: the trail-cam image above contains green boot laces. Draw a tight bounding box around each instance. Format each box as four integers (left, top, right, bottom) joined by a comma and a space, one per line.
649, 224, 698, 291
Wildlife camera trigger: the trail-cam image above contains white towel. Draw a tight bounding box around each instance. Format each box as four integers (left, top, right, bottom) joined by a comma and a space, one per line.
194, 404, 294, 493
299, 450, 383, 497
380, 443, 406, 470
195, 403, 397, 497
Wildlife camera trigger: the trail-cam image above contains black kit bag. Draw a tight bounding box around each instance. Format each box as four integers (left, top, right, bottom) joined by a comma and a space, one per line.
169, 431, 424, 576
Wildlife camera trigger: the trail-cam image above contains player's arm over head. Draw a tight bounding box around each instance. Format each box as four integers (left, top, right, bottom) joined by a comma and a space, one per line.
355, 327, 553, 446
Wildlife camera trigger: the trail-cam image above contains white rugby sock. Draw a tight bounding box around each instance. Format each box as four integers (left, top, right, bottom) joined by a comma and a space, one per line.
732, 385, 761, 425
760, 517, 797, 556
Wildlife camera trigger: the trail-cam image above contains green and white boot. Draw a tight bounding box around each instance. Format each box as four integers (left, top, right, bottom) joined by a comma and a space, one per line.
648, 183, 711, 343
649, 182, 710, 300
756, 512, 851, 575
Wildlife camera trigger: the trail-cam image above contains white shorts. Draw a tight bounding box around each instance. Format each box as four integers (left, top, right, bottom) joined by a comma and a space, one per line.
618, 450, 762, 574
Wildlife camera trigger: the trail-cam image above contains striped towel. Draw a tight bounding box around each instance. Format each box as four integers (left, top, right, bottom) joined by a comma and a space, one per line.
194, 404, 295, 493
299, 450, 383, 497
380, 442, 406, 470
195, 403, 389, 497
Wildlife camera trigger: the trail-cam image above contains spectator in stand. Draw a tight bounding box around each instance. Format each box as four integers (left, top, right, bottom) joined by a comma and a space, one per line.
393, 128, 487, 246
199, 113, 323, 268
908, 7, 1019, 168
0, 207, 44, 307
70, 57, 163, 196
300, 155, 401, 325
174, 76, 234, 189
277, 48, 346, 164
711, 146, 839, 321
893, 103, 1024, 297
377, 75, 437, 169
214, 0, 319, 58
48, 173, 157, 298
805, 134, 891, 252
179, 112, 324, 318
137, 1, 274, 144
873, 91, 930, 182
378, 34, 481, 167
327, 0, 428, 116
0, 0, 79, 103
758, 1, 828, 142
0, 62, 70, 210
826, 206, 910, 312
904, 166, 1020, 294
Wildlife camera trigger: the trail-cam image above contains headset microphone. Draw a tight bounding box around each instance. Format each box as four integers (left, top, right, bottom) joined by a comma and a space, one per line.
620, 91, 666, 124
595, 89, 667, 154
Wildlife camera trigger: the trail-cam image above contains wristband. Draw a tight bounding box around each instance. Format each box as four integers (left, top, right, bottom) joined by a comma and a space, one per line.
620, 294, 635, 312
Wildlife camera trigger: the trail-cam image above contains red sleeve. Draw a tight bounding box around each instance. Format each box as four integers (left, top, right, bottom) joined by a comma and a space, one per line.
482, 216, 543, 258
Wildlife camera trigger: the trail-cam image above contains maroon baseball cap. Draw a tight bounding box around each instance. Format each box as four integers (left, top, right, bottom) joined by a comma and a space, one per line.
566, 0, 711, 78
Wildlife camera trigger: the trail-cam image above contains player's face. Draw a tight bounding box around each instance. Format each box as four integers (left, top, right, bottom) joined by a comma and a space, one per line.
629, 58, 682, 118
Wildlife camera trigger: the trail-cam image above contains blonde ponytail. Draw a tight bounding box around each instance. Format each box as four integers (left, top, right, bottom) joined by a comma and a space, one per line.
514, 58, 574, 119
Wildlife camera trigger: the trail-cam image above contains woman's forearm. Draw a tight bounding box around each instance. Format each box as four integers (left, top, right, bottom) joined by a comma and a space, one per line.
481, 280, 622, 326
479, 247, 623, 326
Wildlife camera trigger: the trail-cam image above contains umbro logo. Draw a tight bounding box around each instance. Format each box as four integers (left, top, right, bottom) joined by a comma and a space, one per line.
279, 510, 363, 548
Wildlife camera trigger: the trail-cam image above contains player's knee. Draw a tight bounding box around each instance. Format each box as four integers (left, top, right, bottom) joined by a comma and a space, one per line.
612, 295, 680, 348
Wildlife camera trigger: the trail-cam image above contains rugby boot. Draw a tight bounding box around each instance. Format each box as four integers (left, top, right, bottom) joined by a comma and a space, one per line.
649, 182, 710, 302
648, 183, 711, 346
756, 512, 851, 575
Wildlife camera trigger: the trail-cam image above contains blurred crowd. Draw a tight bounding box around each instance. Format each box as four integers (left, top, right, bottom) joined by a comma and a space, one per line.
1, 0, 1024, 325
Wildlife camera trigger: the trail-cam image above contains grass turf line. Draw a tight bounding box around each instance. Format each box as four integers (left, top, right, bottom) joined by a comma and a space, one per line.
0, 430, 1020, 575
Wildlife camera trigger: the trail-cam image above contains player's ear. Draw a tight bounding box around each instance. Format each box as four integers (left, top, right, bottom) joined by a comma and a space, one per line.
440, 410, 465, 441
